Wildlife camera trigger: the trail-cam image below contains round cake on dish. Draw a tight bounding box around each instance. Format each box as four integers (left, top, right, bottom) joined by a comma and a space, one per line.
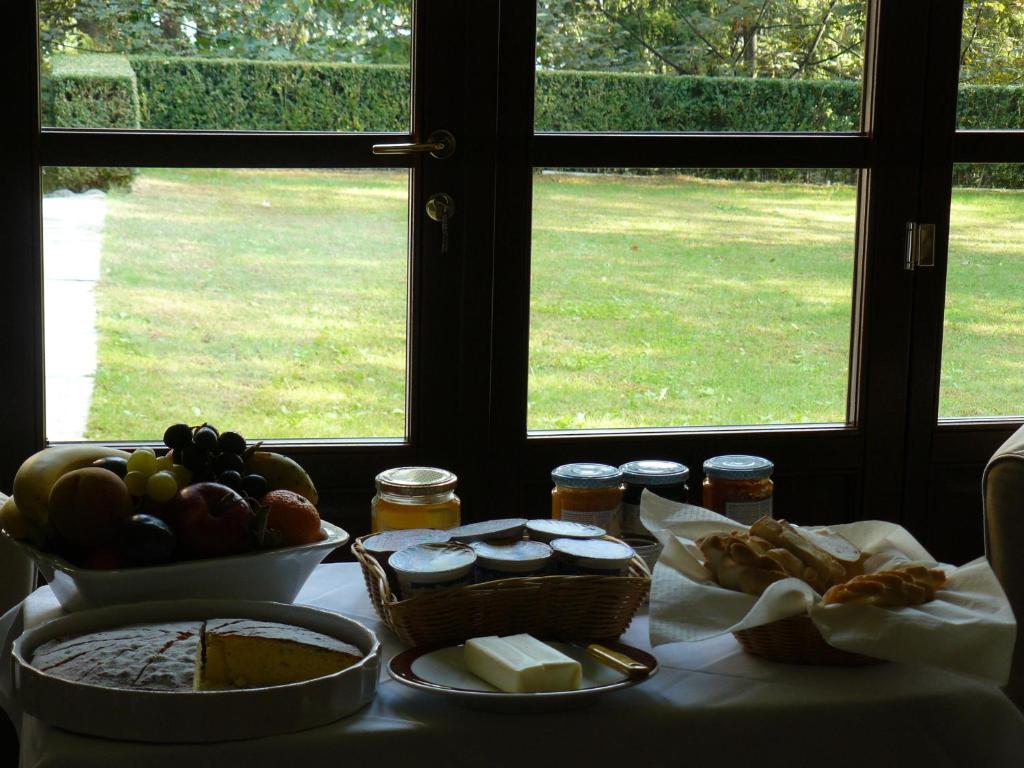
31, 618, 363, 691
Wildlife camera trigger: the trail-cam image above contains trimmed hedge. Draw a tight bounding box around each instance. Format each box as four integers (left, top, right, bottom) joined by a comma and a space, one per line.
43, 54, 139, 193
129, 57, 409, 132
43, 54, 1024, 190
535, 69, 860, 132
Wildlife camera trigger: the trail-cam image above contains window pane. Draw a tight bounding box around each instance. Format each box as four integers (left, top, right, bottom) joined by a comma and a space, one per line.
958, 1, 1024, 129
535, 1, 866, 132
38, 2, 411, 131
43, 168, 409, 441
528, 169, 857, 430
940, 164, 1024, 418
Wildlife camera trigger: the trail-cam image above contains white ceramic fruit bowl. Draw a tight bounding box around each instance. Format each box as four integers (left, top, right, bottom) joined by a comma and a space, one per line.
2, 521, 349, 611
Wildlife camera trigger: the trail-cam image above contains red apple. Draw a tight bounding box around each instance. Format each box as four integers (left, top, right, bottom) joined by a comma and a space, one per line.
167, 482, 252, 558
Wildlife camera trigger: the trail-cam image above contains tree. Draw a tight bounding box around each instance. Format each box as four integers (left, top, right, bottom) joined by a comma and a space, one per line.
959, 0, 1024, 85
39, 0, 412, 64
537, 0, 867, 80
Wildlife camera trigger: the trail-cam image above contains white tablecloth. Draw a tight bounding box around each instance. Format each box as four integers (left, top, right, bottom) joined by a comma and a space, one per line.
2, 563, 1023, 767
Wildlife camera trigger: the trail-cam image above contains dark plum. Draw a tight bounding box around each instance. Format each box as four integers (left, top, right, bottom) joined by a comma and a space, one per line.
118, 514, 177, 565
92, 456, 129, 479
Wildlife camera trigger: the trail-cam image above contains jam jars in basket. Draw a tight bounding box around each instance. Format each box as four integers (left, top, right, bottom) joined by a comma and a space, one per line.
371, 467, 461, 532
702, 454, 773, 525
618, 459, 690, 536
550, 463, 624, 535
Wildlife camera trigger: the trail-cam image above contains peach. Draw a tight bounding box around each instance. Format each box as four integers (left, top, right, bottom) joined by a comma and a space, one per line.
48, 467, 134, 548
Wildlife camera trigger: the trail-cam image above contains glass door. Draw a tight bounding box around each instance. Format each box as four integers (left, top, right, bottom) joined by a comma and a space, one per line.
902, 0, 1024, 562
486, 1, 929, 528
8, 1, 477, 526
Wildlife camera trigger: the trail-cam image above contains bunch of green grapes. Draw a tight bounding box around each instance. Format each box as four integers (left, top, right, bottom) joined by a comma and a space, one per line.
122, 449, 192, 503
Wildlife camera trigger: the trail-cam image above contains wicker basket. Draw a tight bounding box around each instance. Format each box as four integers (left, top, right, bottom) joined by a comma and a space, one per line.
733, 615, 882, 666
353, 534, 651, 647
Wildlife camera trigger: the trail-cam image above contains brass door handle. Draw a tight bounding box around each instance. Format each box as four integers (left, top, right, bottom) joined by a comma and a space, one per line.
372, 129, 455, 159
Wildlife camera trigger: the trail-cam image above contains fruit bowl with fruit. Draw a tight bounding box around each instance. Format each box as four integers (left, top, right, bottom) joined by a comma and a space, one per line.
0, 422, 349, 611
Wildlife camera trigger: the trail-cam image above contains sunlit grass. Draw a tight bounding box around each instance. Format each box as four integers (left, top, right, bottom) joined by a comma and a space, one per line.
87, 168, 409, 440
942, 182, 1024, 417
84, 168, 1024, 439
528, 172, 856, 428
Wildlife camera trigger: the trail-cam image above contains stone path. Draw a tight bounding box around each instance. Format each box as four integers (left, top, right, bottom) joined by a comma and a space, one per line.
42, 190, 107, 441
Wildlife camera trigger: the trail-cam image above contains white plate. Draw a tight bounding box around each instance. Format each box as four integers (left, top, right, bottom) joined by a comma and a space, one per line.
12, 599, 380, 742
4, 520, 349, 611
388, 640, 657, 712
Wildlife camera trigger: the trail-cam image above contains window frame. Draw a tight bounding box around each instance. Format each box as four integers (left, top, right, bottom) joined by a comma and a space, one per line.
4, 1, 1022, 561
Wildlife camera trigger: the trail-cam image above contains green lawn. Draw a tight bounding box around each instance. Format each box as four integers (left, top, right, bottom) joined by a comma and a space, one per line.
85, 168, 1024, 440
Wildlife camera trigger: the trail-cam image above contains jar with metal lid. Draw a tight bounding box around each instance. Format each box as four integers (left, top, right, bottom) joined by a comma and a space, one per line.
371, 466, 461, 532
618, 459, 690, 535
702, 455, 773, 525
550, 463, 624, 536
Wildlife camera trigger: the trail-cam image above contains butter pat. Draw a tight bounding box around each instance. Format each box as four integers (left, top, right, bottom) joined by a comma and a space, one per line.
464, 634, 582, 692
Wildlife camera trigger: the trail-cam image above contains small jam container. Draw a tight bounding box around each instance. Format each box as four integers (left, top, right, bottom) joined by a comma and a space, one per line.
550, 463, 625, 535
526, 518, 605, 544
618, 459, 690, 535
448, 518, 528, 544
702, 454, 774, 525
388, 542, 477, 600
470, 540, 552, 582
550, 537, 636, 577
362, 529, 452, 588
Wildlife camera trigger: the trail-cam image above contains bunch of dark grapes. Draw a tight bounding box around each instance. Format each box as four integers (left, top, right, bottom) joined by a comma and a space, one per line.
162, 423, 268, 500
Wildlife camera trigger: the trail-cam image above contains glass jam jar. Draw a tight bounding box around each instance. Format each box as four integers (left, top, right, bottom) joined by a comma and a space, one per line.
371, 466, 461, 532
618, 459, 690, 535
550, 463, 624, 535
702, 455, 773, 525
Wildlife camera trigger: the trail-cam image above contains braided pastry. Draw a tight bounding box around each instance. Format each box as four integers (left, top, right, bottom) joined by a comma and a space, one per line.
749, 517, 847, 589
822, 564, 947, 607
697, 519, 861, 598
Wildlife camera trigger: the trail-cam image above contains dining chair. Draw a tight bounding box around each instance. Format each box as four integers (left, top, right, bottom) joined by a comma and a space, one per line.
983, 423, 1024, 708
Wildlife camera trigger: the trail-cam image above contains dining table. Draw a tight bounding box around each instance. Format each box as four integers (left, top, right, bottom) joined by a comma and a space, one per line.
2, 561, 1023, 768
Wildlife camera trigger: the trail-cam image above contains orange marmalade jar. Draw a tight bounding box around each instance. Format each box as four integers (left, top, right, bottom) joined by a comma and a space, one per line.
371, 467, 461, 532
702, 455, 773, 525
550, 463, 624, 535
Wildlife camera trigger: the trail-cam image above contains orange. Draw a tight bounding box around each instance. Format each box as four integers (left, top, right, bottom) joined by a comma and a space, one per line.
262, 489, 325, 546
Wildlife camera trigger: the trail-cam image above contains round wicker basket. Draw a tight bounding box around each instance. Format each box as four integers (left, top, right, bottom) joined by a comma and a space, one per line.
353, 534, 650, 647
733, 614, 882, 666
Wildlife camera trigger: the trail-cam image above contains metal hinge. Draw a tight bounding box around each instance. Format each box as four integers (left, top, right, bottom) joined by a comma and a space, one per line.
904, 222, 935, 271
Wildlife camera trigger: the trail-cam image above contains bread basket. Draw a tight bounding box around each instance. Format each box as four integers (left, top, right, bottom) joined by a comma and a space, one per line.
353, 534, 650, 647
732, 615, 881, 666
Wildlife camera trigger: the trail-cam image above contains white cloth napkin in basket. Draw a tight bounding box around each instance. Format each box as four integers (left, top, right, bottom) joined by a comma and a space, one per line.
640, 491, 1017, 684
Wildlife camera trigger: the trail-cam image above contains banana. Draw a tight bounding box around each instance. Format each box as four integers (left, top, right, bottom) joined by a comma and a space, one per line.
244, 451, 318, 505
0, 494, 50, 548
13, 445, 131, 528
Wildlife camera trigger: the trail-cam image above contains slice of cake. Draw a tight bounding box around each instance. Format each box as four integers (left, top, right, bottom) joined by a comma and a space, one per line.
195, 619, 363, 690
31, 622, 202, 692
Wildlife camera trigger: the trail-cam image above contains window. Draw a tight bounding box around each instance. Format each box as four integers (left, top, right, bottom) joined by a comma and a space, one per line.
4, 2, 1021, 564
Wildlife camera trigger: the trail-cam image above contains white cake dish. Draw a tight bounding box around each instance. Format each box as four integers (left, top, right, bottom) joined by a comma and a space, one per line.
3, 520, 349, 611
12, 598, 380, 742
